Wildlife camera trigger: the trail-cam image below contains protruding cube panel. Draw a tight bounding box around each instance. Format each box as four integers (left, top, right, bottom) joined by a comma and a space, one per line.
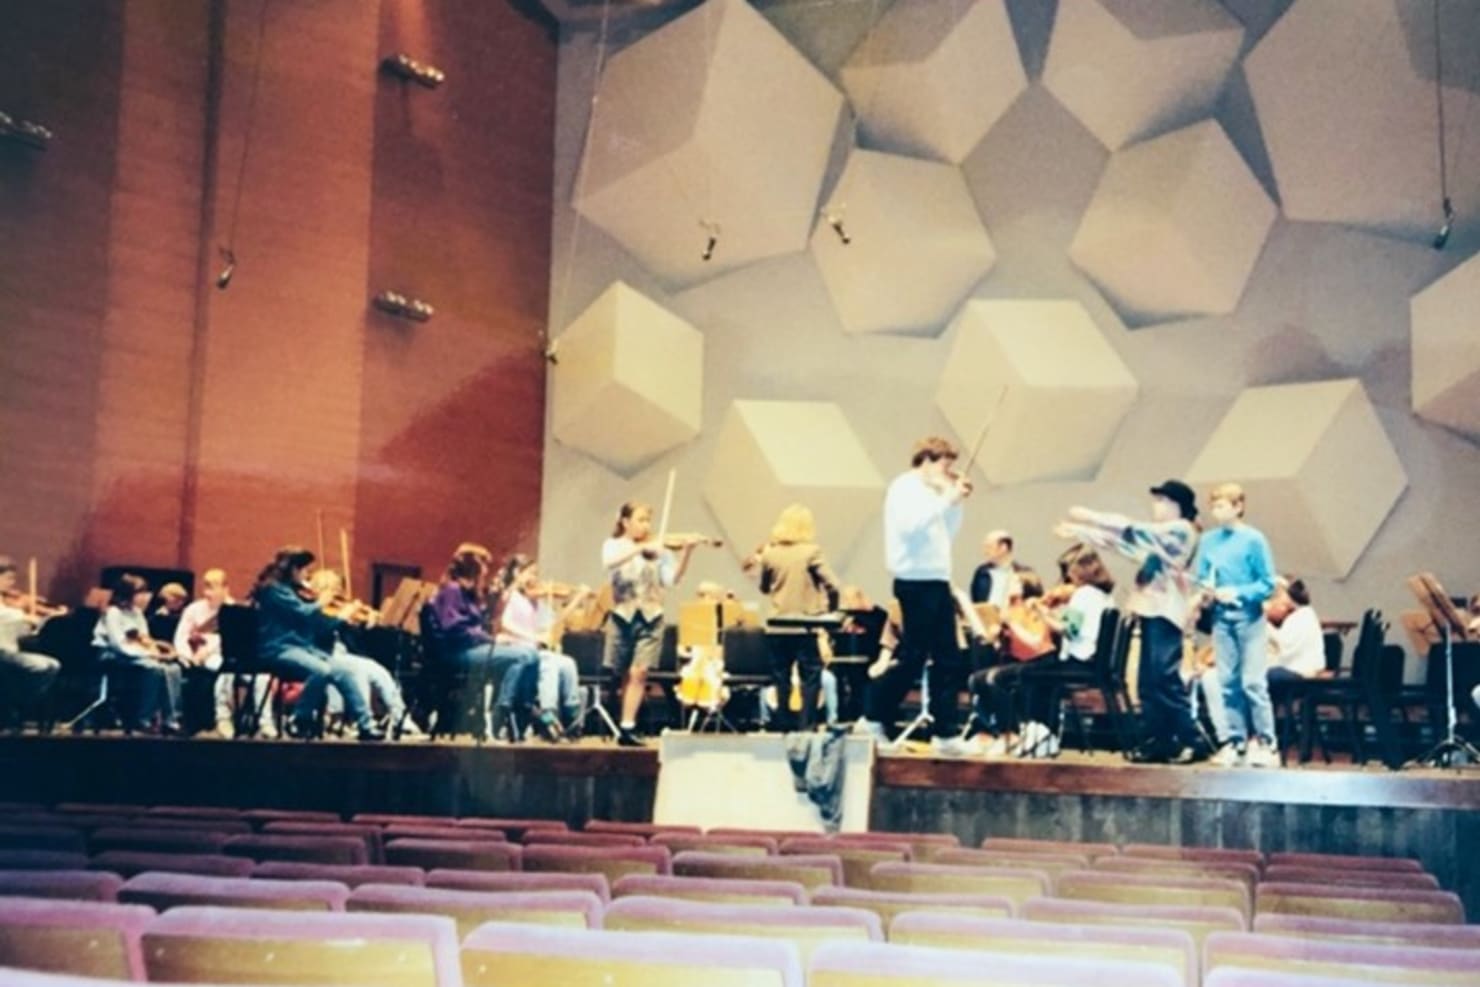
1246, 0, 1480, 240
812, 149, 996, 336
1042, 0, 1244, 150
703, 400, 884, 560
1411, 252, 1480, 441
1186, 380, 1407, 577
840, 0, 1027, 164
935, 299, 1139, 485
550, 282, 703, 474
1069, 120, 1276, 324
573, 0, 844, 287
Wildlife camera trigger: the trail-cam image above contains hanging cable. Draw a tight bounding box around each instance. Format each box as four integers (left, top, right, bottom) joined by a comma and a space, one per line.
217, 0, 272, 288
1431, 0, 1454, 250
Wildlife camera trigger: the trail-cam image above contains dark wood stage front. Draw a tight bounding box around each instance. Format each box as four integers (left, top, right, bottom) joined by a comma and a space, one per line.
3, 733, 1478, 915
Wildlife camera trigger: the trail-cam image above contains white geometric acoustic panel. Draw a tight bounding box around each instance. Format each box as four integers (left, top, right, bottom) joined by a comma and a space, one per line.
1042, 0, 1244, 150
1185, 379, 1407, 577
1070, 120, 1276, 324
550, 282, 703, 475
573, 0, 844, 287
840, 0, 1027, 164
812, 149, 996, 335
1411, 252, 1480, 441
1246, 0, 1480, 240
935, 299, 1139, 486
703, 400, 885, 561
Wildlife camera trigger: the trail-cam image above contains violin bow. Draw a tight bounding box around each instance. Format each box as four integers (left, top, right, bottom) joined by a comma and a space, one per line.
339, 527, 353, 600
960, 385, 1007, 477
656, 468, 677, 546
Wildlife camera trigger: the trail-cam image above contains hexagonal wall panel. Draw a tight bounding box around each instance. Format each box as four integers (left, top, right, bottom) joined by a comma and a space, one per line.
573, 0, 844, 287
1043, 0, 1244, 150
935, 299, 1139, 485
550, 281, 703, 474
840, 0, 1027, 164
1185, 379, 1407, 577
704, 400, 884, 560
1247, 0, 1480, 240
812, 149, 996, 335
1070, 120, 1276, 324
1411, 251, 1480, 441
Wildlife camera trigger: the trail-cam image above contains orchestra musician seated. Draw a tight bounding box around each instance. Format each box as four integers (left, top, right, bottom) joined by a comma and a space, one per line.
148, 583, 189, 645
968, 571, 1057, 757
309, 569, 418, 739
0, 556, 62, 722
173, 568, 272, 739
496, 554, 588, 741
92, 573, 183, 735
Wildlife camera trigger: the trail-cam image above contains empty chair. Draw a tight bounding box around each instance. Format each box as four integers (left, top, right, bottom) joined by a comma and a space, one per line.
1095, 855, 1260, 889
143, 806, 244, 823
1265, 853, 1423, 874
808, 939, 1182, 987
613, 873, 807, 906
890, 912, 1197, 987
1204, 971, 1405, 987
1204, 931, 1480, 985
1255, 883, 1464, 925
672, 850, 840, 891
241, 808, 343, 827
29, 815, 132, 834
933, 847, 1091, 878
0, 850, 90, 871
120, 872, 349, 912
252, 861, 425, 888
384, 824, 490, 843
223, 833, 368, 867
585, 821, 700, 838
0, 870, 123, 902
523, 844, 670, 881
1253, 914, 1480, 951
812, 886, 1014, 925
350, 812, 458, 827
261, 821, 385, 864
461, 920, 803, 987
1057, 870, 1251, 921
1123, 844, 1264, 868
606, 895, 880, 963
522, 830, 647, 848
87, 827, 227, 857
867, 862, 1050, 908
1261, 867, 1439, 891
455, 817, 565, 838
652, 832, 778, 857
87, 851, 253, 879
0, 897, 153, 980
384, 838, 522, 873
349, 883, 602, 936
428, 868, 610, 903
781, 837, 910, 886
836, 831, 960, 861
143, 905, 460, 987
983, 836, 1119, 859
1024, 897, 1246, 947
0, 826, 86, 855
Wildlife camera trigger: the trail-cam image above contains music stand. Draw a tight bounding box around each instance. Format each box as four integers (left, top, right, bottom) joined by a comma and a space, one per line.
1407, 573, 1479, 768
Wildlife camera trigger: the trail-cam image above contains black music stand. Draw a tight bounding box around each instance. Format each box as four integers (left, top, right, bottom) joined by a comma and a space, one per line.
1408, 573, 1480, 769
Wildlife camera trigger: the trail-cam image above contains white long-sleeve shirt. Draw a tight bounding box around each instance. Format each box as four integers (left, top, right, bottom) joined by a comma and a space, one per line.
174, 597, 228, 670
883, 470, 962, 582
1269, 605, 1325, 677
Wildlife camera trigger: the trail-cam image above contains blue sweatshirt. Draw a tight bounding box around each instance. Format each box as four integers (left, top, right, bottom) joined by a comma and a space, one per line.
255, 582, 340, 659
1194, 523, 1276, 619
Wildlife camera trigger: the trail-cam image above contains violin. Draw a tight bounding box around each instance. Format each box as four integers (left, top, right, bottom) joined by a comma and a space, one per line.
657, 533, 724, 549
1, 589, 67, 620
323, 595, 379, 626
125, 628, 178, 661
532, 581, 591, 600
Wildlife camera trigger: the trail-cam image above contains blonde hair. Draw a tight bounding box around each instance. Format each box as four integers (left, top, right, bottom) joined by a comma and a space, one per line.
309, 569, 344, 595
770, 503, 817, 545
202, 568, 227, 590
1211, 482, 1246, 517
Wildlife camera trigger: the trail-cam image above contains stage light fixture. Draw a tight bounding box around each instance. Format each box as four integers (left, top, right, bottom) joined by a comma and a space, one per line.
215, 247, 237, 290
825, 211, 851, 246
1433, 196, 1454, 251
380, 53, 446, 89
700, 220, 720, 262
0, 110, 53, 151
373, 290, 435, 322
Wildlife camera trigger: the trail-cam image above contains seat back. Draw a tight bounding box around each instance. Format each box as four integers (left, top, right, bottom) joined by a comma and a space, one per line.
251, 862, 425, 888
216, 605, 260, 674
88, 851, 254, 879
807, 939, 1182, 987
1252, 913, 1480, 951
349, 884, 602, 936
1023, 897, 1246, 947
672, 850, 841, 891
119, 872, 349, 912
0, 898, 152, 981
811, 886, 1014, 925
1205, 931, 1480, 985
605, 896, 880, 963
223, 834, 368, 867
0, 870, 123, 902
523, 844, 670, 881
384, 838, 521, 872
653, 832, 777, 857
612, 873, 807, 906
867, 862, 1050, 908
1254, 883, 1464, 925
1057, 869, 1250, 920
427, 868, 610, 902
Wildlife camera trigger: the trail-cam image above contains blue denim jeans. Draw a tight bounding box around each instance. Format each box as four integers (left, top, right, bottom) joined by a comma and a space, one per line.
1211, 609, 1275, 746
451, 641, 539, 711
327, 647, 406, 724
537, 650, 581, 722
270, 645, 372, 730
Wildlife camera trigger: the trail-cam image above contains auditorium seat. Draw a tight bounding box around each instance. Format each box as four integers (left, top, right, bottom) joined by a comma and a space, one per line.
348, 883, 603, 935
982, 836, 1120, 858
0, 897, 153, 980
53, 803, 145, 818
0, 870, 122, 902
143, 805, 245, 822
889, 912, 1198, 987
672, 850, 841, 891
0, 966, 240, 987
523, 843, 670, 880
87, 851, 254, 879
261, 820, 386, 863
807, 939, 1183, 987
385, 823, 499, 842
612, 872, 808, 905
0, 826, 86, 855
252, 861, 426, 888
652, 831, 779, 856
0, 850, 90, 872
585, 820, 701, 838
706, 827, 822, 842
351, 812, 459, 827
811, 886, 1015, 925
8, 815, 132, 835
932, 847, 1092, 878
142, 905, 460, 987
454, 817, 566, 838
460, 921, 804, 987
1204, 970, 1398, 987
521, 829, 647, 848
1204, 931, 1480, 984
780, 837, 911, 886
1254, 882, 1464, 924
223, 833, 369, 867
119, 872, 349, 911
1023, 897, 1247, 945
1260, 866, 1440, 891
384, 838, 523, 873
1265, 852, 1423, 873
87, 827, 228, 857
1252, 914, 1480, 950
867, 862, 1051, 907
1056, 870, 1251, 921
605, 895, 880, 962
1094, 855, 1261, 889
1123, 844, 1264, 868
428, 867, 610, 902
836, 831, 960, 860
241, 808, 342, 828
118, 816, 253, 835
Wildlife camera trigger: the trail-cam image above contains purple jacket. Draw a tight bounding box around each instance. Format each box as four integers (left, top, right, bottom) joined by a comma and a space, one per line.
429, 581, 493, 651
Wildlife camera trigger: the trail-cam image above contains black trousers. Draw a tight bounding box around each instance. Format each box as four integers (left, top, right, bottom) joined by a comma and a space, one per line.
867, 579, 962, 738
1138, 616, 1199, 751
766, 632, 822, 731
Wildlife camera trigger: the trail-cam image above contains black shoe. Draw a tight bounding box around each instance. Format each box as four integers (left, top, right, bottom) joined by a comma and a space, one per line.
357, 724, 387, 742
1127, 743, 1171, 764
533, 710, 565, 743
617, 727, 644, 748
284, 717, 321, 741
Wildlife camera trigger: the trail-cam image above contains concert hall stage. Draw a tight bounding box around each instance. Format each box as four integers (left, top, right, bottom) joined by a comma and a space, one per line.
4, 733, 1478, 914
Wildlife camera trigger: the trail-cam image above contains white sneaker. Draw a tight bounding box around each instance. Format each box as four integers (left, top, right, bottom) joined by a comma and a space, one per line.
1244, 740, 1281, 768
930, 736, 975, 758
1018, 721, 1053, 758
852, 719, 887, 741
1209, 743, 1242, 767
980, 736, 1009, 758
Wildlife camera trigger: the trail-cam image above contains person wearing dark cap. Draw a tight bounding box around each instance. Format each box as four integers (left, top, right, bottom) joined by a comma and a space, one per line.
1053, 480, 1205, 763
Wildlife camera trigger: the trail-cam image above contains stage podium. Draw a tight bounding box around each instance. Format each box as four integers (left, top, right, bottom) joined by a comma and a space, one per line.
653, 732, 875, 833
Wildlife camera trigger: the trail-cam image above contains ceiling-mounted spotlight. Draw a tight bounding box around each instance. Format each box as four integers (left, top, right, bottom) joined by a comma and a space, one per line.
0, 110, 53, 151
700, 220, 720, 262
215, 247, 237, 290
380, 53, 446, 89
824, 210, 851, 246
1433, 197, 1454, 251
373, 290, 434, 322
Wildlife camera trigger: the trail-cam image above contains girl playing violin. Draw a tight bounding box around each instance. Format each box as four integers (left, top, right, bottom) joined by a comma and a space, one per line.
0, 556, 61, 716
91, 573, 183, 734
497, 554, 590, 740
308, 568, 418, 738
602, 501, 696, 747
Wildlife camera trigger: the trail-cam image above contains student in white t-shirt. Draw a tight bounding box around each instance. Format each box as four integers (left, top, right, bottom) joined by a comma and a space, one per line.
1265, 576, 1326, 682
498, 554, 592, 740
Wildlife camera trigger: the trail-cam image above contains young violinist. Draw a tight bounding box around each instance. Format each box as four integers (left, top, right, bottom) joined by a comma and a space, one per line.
496, 554, 589, 740
91, 573, 183, 735
251, 547, 381, 742
0, 557, 61, 715
308, 568, 418, 738
174, 568, 270, 739
602, 501, 696, 747
742, 503, 841, 733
